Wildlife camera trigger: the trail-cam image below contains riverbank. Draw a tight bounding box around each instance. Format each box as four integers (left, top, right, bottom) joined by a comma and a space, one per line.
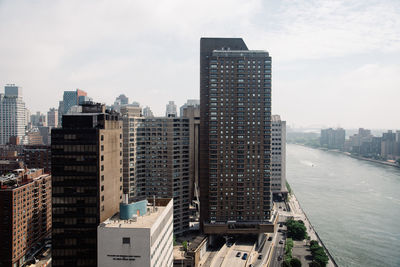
290, 142, 400, 169
287, 193, 338, 267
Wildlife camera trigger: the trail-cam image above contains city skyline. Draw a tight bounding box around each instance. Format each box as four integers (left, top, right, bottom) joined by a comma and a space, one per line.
0, 0, 399, 129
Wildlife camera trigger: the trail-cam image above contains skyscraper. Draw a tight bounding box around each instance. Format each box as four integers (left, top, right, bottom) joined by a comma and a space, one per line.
120, 111, 191, 235
165, 101, 177, 117
51, 103, 122, 267
0, 84, 27, 144
47, 108, 58, 128
62, 89, 87, 115
199, 38, 274, 235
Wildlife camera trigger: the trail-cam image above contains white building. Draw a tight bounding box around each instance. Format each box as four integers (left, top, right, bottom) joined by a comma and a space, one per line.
165, 101, 177, 117
98, 199, 173, 267
0, 85, 26, 144
271, 115, 287, 196
47, 108, 58, 128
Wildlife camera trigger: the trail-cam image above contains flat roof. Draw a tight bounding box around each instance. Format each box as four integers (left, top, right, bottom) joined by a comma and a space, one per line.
100, 206, 166, 229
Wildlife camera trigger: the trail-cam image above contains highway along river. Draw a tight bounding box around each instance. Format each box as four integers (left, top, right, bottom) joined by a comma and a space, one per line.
287, 144, 400, 267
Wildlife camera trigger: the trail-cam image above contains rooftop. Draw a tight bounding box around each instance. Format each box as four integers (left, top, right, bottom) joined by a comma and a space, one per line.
100, 205, 166, 229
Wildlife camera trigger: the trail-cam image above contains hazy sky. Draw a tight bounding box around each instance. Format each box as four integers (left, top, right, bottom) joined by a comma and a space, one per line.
1, 0, 399, 129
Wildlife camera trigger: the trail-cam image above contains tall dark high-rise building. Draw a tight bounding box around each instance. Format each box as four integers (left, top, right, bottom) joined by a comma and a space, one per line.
199, 38, 274, 234
51, 103, 122, 267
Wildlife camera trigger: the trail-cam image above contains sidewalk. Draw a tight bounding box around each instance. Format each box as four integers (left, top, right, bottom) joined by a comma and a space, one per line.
288, 194, 336, 267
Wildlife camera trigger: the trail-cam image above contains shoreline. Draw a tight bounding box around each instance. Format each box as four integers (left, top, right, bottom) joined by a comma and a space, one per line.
290, 143, 400, 169
287, 193, 338, 267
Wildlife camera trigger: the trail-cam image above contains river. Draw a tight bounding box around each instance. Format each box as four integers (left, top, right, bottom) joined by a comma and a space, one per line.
286, 144, 400, 267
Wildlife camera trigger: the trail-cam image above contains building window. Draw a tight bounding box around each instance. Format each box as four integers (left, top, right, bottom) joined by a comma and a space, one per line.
101, 135, 104, 141
122, 237, 130, 244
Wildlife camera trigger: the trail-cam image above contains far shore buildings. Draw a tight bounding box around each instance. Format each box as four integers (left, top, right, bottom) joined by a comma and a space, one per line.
320, 128, 345, 150
0, 169, 51, 267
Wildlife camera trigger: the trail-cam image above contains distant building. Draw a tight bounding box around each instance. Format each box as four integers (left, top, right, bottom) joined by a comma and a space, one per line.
180, 99, 199, 117
0, 169, 51, 267
271, 115, 287, 198
347, 128, 373, 154
97, 198, 173, 267
30, 111, 47, 127
27, 129, 44, 145
142, 106, 154, 117
381, 130, 397, 160
320, 128, 346, 150
0, 84, 27, 145
110, 94, 130, 112
51, 103, 122, 267
165, 101, 177, 117
23, 145, 51, 173
47, 108, 58, 128
61, 89, 87, 116
115, 94, 129, 105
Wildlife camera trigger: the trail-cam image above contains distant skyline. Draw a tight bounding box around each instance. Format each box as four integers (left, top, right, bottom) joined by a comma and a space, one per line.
1, 0, 399, 129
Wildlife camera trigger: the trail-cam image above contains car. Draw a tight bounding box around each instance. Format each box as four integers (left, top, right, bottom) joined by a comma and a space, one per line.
279, 240, 284, 244
242, 253, 248, 260
278, 229, 282, 232
258, 254, 263, 260
279, 223, 283, 227
249, 265, 254, 267
226, 242, 233, 247
283, 208, 286, 211
278, 255, 283, 261
268, 236, 273, 241
236, 252, 241, 257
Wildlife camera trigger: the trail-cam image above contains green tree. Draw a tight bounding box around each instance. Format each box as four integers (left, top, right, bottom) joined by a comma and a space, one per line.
290, 257, 302, 267
286, 219, 307, 240
309, 261, 321, 267
282, 259, 291, 267
182, 241, 188, 251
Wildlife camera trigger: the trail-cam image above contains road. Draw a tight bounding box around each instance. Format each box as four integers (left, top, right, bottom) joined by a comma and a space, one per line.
268, 211, 287, 267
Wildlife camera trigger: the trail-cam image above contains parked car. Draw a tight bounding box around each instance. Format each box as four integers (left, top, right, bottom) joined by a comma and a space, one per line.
258, 254, 263, 260
236, 252, 241, 257
279, 240, 284, 244
268, 236, 273, 241
278, 255, 283, 261
242, 253, 248, 260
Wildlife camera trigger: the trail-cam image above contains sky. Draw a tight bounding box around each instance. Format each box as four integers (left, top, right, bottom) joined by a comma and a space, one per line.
0, 0, 399, 129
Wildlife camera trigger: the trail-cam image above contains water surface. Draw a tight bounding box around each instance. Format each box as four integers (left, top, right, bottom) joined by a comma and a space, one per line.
287, 144, 400, 267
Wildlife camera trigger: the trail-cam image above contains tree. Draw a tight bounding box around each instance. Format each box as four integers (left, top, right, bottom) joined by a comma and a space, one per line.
286, 219, 307, 240
290, 257, 302, 267
182, 241, 188, 251
309, 240, 329, 267
309, 261, 321, 267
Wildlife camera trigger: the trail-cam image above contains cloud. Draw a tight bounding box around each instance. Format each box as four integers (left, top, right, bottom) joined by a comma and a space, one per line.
0, 0, 399, 128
